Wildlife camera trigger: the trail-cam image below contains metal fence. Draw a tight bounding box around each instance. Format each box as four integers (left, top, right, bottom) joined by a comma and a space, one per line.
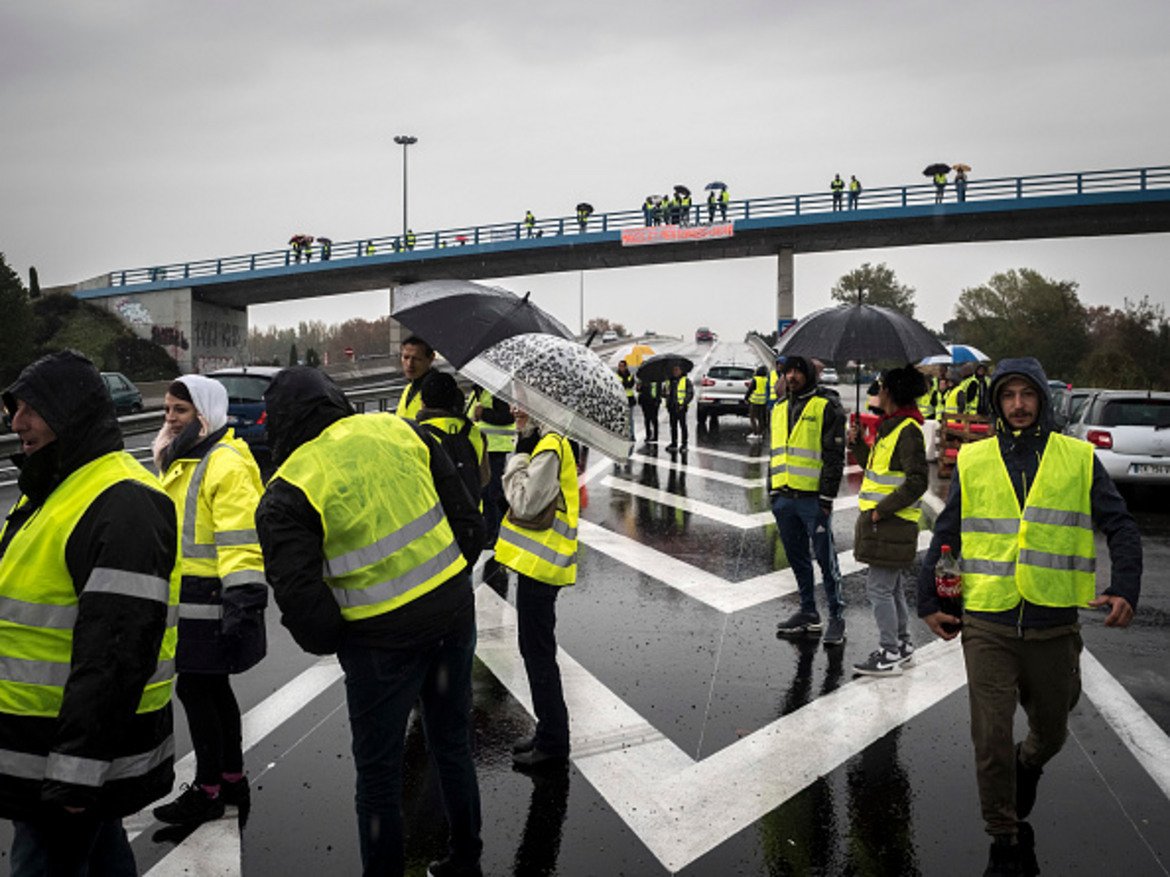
108, 164, 1170, 289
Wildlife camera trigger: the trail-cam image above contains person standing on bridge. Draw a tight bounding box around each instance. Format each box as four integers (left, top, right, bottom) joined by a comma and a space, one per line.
771, 355, 848, 645
0, 351, 179, 875
255, 367, 485, 877
847, 366, 928, 677
396, 335, 435, 420
150, 376, 268, 827
955, 167, 969, 202
720, 186, 730, 221
665, 363, 693, 452
497, 406, 579, 771
830, 174, 845, 211
917, 357, 1141, 876
707, 190, 717, 224
848, 175, 862, 210
934, 170, 948, 203
524, 210, 536, 238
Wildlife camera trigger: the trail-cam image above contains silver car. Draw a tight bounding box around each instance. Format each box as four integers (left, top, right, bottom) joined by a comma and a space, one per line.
1065, 390, 1170, 485
696, 356, 758, 428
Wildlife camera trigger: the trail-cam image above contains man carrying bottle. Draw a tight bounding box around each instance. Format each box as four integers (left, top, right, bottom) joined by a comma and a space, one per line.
917, 356, 1141, 876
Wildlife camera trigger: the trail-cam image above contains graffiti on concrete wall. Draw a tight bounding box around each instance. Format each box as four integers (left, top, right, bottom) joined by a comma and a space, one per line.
113, 297, 154, 327
194, 320, 245, 351
151, 325, 190, 350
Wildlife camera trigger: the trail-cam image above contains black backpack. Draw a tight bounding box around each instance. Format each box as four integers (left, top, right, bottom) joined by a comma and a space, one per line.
421, 418, 482, 505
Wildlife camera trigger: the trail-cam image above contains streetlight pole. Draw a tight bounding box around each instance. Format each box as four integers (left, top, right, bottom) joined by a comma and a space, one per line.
393, 134, 417, 238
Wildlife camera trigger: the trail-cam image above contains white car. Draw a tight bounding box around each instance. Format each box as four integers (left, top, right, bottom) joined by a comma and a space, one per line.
601, 330, 618, 343
820, 367, 839, 385
1065, 390, 1170, 485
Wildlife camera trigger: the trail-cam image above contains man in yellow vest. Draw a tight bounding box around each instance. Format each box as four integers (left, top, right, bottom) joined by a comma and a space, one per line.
395, 335, 435, 420
665, 363, 694, 452
747, 365, 768, 439
496, 407, 579, 770
846, 366, 929, 676
617, 360, 637, 442
255, 367, 486, 877
1, 351, 179, 873
917, 357, 1141, 874
464, 383, 516, 589
830, 174, 845, 211
771, 356, 848, 645
524, 210, 536, 238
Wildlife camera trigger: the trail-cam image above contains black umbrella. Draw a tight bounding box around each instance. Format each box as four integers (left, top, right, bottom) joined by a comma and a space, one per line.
705, 181, 728, 190
636, 352, 694, 384
774, 303, 947, 409
923, 163, 951, 176
576, 202, 594, 214
674, 184, 691, 197
391, 280, 575, 369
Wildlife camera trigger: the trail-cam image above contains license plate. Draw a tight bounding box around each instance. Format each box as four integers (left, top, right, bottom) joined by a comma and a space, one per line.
1130, 463, 1170, 476
226, 415, 240, 425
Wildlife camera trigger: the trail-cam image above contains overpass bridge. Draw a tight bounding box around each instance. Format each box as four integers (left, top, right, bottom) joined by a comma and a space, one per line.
60, 165, 1170, 371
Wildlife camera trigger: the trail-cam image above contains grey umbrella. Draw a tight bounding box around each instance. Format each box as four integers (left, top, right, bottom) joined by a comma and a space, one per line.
774, 303, 946, 408
460, 332, 632, 461
391, 280, 574, 369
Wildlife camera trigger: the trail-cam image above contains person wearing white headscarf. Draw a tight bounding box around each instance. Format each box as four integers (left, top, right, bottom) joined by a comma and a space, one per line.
151, 376, 268, 826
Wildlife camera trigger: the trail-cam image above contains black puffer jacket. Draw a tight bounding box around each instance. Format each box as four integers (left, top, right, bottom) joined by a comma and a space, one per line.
0, 351, 177, 818
917, 356, 1142, 627
255, 368, 485, 656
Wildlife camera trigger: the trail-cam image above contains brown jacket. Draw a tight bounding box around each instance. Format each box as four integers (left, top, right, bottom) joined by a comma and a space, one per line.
849, 414, 928, 569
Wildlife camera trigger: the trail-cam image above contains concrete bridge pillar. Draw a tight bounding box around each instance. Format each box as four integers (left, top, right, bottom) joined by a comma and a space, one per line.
387, 282, 407, 355
776, 246, 794, 328
97, 287, 248, 373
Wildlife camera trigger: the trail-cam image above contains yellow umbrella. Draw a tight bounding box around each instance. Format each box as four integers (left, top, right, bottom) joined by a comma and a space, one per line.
612, 342, 656, 368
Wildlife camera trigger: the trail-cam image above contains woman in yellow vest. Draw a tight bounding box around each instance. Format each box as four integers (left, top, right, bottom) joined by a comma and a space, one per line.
496, 407, 579, 770
150, 375, 268, 825
747, 365, 768, 439
846, 366, 929, 676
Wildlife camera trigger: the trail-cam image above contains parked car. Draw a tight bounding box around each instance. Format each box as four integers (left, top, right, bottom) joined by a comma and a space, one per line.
1065, 390, 1170, 486
820, 367, 839, 385
696, 355, 756, 428
601, 330, 619, 343
101, 372, 144, 414
207, 366, 283, 473
1054, 386, 1105, 432
695, 327, 715, 343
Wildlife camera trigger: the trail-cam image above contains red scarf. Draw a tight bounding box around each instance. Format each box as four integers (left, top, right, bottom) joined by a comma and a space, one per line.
882, 406, 924, 425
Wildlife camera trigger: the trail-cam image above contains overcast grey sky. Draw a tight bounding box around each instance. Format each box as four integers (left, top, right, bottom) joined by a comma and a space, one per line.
2, 1, 1168, 343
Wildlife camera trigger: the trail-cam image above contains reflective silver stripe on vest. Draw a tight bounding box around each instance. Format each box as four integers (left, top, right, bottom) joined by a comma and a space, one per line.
1018, 549, 1096, 574
0, 747, 49, 781
147, 659, 175, 686
860, 490, 922, 507
961, 558, 1016, 577
1023, 507, 1094, 530
324, 503, 446, 579
497, 528, 577, 569
179, 604, 223, 620
0, 655, 70, 687
0, 596, 77, 630
786, 446, 822, 462
863, 471, 905, 487
550, 517, 578, 541
215, 528, 258, 546
961, 517, 1021, 535
39, 735, 175, 787
221, 570, 266, 588
183, 453, 217, 559
330, 541, 465, 608
479, 424, 515, 436
84, 568, 170, 604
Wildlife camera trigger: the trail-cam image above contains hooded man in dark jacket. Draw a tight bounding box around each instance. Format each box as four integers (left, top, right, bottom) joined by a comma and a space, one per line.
770, 355, 849, 645
254, 367, 485, 877
0, 351, 179, 875
917, 356, 1141, 876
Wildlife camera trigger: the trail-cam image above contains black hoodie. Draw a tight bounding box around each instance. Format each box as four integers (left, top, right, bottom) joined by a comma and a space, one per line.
0, 351, 177, 817
255, 367, 485, 655
917, 356, 1142, 629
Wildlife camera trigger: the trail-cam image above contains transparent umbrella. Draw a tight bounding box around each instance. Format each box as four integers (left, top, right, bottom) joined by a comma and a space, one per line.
461, 333, 632, 461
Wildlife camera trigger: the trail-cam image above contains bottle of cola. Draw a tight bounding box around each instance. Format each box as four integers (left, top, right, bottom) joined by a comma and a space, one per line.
934, 544, 963, 634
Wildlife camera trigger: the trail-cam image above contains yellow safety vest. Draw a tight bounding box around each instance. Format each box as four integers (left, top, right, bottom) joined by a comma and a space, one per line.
464, 388, 517, 453
858, 418, 923, 523
619, 372, 635, 400
770, 396, 828, 491
943, 384, 966, 415
674, 375, 690, 407
419, 414, 486, 466
849, 179, 861, 192
495, 433, 579, 586
831, 178, 844, 192
917, 377, 939, 419
0, 452, 179, 718
396, 381, 425, 420
160, 433, 266, 593
958, 434, 1096, 612
768, 369, 780, 403
274, 413, 466, 621
749, 375, 767, 405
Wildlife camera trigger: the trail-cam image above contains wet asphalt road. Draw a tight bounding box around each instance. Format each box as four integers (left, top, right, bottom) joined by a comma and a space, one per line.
0, 345, 1167, 876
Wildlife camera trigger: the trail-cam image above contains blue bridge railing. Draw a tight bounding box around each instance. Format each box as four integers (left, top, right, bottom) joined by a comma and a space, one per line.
109, 165, 1170, 288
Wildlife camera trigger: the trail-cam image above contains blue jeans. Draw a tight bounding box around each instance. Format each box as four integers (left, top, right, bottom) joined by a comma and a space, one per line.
338, 608, 482, 877
771, 494, 844, 620
11, 813, 136, 876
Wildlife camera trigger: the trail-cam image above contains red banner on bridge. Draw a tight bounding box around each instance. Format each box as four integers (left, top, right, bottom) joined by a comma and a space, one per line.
620, 223, 735, 247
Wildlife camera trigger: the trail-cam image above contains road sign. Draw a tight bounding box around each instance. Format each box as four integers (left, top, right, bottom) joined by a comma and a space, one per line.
778, 318, 797, 337
344, 346, 355, 359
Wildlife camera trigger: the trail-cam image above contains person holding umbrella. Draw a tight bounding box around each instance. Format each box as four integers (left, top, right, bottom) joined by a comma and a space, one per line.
771, 355, 848, 645
617, 359, 637, 441
954, 163, 971, 202
637, 372, 662, 445
497, 406, 580, 770
665, 362, 694, 452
